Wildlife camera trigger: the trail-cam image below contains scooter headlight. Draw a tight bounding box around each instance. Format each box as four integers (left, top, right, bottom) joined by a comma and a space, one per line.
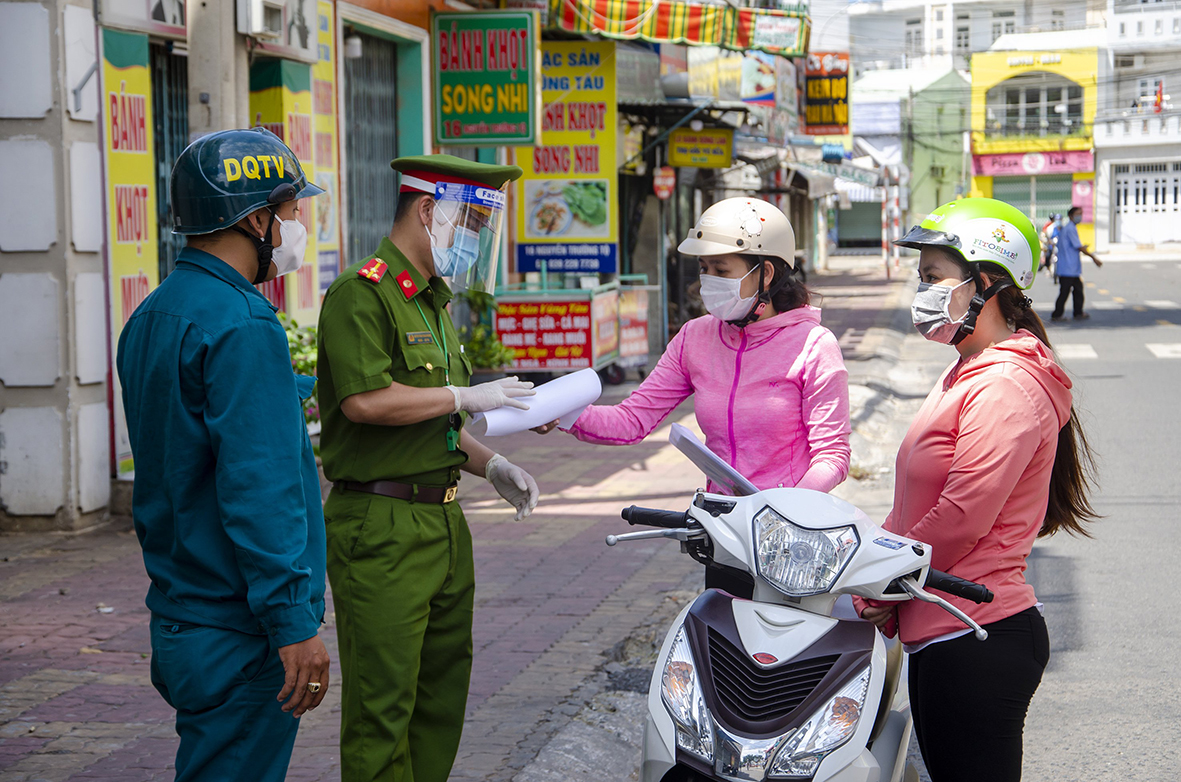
754, 507, 859, 597
769, 666, 872, 778
660, 627, 714, 762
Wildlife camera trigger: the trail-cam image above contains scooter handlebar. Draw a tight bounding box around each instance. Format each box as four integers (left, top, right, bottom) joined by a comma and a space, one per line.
925, 570, 994, 604
621, 506, 689, 529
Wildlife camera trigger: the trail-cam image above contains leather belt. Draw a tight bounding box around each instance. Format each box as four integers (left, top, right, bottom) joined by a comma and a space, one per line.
336, 480, 458, 504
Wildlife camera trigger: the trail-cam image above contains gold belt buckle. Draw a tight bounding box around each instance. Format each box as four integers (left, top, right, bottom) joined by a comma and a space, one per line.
443, 485, 458, 503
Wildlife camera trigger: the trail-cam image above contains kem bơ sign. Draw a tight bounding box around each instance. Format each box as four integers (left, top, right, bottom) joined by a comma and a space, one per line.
432, 11, 540, 146
804, 52, 849, 136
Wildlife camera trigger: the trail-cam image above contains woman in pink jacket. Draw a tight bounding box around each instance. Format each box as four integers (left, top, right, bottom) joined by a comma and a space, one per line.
538, 197, 851, 596
857, 198, 1098, 782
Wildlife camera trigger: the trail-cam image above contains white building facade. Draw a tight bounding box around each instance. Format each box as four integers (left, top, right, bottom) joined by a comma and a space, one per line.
1093, 0, 1181, 248
848, 0, 1105, 75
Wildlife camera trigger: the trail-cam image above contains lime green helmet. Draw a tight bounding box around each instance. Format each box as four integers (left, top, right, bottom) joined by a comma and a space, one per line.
896, 197, 1040, 290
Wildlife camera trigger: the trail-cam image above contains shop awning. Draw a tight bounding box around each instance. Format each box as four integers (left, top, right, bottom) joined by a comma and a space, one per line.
548, 0, 810, 58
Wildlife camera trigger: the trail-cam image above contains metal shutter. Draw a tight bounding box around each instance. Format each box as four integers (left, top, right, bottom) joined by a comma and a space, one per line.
150, 43, 189, 280
343, 32, 399, 266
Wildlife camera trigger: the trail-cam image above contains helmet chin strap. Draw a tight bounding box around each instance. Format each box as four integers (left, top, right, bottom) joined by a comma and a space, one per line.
729, 260, 790, 329
233, 208, 278, 284
950, 272, 1014, 345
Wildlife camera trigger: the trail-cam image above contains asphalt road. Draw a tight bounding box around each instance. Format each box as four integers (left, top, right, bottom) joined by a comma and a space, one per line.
1017, 257, 1181, 780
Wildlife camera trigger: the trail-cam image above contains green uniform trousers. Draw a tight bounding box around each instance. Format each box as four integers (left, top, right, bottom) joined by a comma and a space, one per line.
325, 487, 475, 782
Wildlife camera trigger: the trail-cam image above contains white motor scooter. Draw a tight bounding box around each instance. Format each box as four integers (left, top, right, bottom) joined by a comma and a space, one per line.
606, 424, 994, 782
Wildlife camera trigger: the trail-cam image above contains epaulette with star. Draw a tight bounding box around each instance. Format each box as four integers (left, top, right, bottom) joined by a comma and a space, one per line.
357, 258, 388, 283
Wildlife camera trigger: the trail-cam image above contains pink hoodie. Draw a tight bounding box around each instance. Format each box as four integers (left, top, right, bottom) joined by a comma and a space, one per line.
568, 306, 851, 493
858, 331, 1073, 644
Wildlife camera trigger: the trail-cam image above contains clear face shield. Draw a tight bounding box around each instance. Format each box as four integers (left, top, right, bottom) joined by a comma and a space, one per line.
426, 182, 507, 294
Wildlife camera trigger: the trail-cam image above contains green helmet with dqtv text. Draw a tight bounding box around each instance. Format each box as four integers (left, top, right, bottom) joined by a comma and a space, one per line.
169, 127, 324, 235
895, 197, 1041, 290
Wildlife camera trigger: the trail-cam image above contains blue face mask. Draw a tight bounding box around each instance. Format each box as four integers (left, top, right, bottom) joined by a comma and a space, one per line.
428, 225, 480, 277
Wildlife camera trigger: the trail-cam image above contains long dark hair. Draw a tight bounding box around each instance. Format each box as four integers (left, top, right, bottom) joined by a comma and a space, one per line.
976, 261, 1100, 538
741, 255, 810, 313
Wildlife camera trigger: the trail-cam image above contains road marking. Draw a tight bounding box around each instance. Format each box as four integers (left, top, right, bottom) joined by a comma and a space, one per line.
1157, 319, 1177, 327
1086, 282, 1097, 288
1098, 288, 1110, 295
1146, 344, 1181, 358
1134, 306, 1148, 312
1057, 344, 1098, 360
1113, 296, 1126, 303
1089, 301, 1124, 310
1145, 300, 1179, 309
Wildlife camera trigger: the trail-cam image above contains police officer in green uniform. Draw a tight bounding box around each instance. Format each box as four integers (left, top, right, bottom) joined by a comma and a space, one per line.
316, 155, 540, 782
117, 128, 329, 781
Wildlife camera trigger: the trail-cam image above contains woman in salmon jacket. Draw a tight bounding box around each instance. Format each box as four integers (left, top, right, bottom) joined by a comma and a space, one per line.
538, 197, 851, 596
857, 198, 1099, 782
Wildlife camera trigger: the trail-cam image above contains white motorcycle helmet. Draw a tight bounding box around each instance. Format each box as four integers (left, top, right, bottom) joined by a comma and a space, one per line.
679, 197, 798, 326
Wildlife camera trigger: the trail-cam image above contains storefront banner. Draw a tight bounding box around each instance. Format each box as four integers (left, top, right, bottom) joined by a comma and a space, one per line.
741, 51, 776, 106
668, 127, 734, 169
432, 11, 540, 146
515, 41, 618, 274
973, 150, 1094, 177
496, 299, 594, 370
592, 289, 619, 363
804, 51, 849, 136
101, 28, 159, 476
312, 1, 341, 286
1072, 178, 1094, 224
249, 58, 320, 326
99, 0, 186, 39
617, 288, 649, 368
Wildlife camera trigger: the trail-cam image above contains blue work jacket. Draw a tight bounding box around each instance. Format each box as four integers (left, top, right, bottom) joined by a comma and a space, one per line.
117, 247, 326, 649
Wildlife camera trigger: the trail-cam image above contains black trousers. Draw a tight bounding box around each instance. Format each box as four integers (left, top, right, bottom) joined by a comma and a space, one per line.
1052, 276, 1085, 317
909, 607, 1049, 782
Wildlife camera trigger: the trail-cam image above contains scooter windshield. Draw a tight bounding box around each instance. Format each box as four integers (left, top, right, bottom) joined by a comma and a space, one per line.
669, 423, 759, 497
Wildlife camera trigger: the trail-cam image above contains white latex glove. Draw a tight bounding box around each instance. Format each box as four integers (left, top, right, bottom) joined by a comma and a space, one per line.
485, 454, 539, 521
448, 377, 535, 414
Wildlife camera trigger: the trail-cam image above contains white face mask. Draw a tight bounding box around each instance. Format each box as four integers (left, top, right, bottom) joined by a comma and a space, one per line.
700, 265, 758, 322
271, 218, 308, 276
911, 278, 972, 343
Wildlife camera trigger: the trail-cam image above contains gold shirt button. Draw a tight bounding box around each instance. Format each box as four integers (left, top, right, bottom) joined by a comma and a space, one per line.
426, 362, 433, 371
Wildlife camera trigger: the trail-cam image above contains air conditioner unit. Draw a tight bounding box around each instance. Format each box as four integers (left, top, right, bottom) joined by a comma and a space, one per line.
237, 0, 284, 41
1115, 54, 1145, 69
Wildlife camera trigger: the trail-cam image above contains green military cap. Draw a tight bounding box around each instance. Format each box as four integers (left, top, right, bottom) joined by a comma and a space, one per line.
392, 154, 523, 195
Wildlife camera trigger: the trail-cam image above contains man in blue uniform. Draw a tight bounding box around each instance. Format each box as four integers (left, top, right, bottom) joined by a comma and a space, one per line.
1051, 206, 1103, 321
117, 128, 329, 782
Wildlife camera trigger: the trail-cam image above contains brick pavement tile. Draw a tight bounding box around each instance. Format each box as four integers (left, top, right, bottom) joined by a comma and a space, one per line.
19, 684, 172, 725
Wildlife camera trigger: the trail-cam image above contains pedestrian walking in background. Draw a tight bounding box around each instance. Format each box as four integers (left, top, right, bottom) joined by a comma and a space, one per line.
315, 155, 540, 782
857, 198, 1099, 782
535, 196, 851, 598
1039, 213, 1060, 273
116, 128, 330, 782
1052, 206, 1103, 321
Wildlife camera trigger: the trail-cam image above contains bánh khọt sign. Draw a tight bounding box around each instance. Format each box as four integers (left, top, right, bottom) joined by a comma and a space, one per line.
514, 41, 618, 274
432, 11, 539, 146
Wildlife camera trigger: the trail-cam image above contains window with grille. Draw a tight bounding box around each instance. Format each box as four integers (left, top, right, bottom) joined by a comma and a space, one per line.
150, 44, 189, 281
905, 19, 923, 59
956, 26, 970, 51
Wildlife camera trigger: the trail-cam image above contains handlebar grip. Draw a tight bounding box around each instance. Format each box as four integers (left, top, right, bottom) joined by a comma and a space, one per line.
621, 506, 689, 529
925, 570, 994, 604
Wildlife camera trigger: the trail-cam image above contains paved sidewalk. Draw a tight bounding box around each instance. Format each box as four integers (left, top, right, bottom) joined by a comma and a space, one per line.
0, 257, 911, 781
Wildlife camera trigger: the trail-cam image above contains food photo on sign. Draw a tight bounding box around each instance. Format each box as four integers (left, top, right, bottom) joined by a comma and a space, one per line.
524, 179, 610, 239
